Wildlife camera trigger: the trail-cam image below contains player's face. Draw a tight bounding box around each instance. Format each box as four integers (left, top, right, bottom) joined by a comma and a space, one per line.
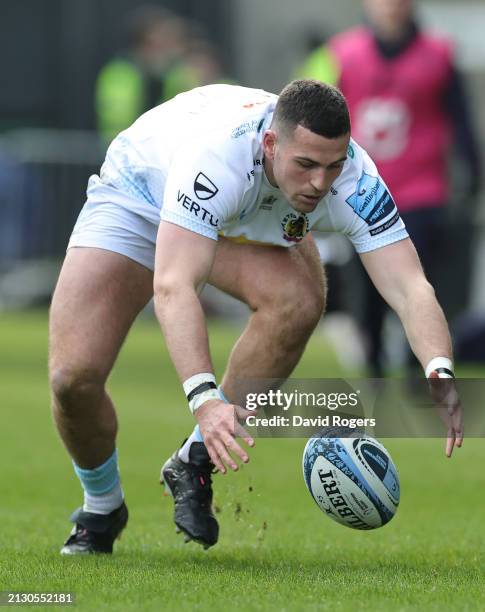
263, 125, 350, 213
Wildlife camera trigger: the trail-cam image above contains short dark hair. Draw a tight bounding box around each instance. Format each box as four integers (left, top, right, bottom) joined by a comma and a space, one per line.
273, 79, 351, 139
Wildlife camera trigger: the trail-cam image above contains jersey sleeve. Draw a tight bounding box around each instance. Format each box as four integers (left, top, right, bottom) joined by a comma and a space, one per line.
161, 139, 246, 240
327, 140, 409, 253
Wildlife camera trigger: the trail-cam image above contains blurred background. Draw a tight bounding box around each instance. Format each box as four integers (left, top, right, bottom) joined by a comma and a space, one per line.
1, 0, 485, 375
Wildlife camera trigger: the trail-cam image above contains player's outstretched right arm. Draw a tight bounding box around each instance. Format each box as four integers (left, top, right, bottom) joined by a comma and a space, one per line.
153, 220, 254, 473
360, 238, 463, 457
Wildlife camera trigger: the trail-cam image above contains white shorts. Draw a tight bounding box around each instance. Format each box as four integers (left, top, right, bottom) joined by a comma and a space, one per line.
68, 177, 160, 271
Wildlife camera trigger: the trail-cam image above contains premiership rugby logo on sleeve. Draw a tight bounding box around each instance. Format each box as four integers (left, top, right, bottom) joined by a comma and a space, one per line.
346, 172, 396, 226
194, 172, 219, 200
369, 211, 400, 236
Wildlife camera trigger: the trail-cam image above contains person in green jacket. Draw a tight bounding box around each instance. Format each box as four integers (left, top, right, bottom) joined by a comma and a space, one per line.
95, 6, 192, 143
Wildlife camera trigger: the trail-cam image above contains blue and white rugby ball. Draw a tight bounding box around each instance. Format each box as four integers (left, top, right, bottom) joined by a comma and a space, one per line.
302, 432, 400, 530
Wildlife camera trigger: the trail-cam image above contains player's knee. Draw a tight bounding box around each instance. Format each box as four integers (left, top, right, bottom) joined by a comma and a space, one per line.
50, 366, 105, 410
291, 283, 325, 332
271, 280, 325, 343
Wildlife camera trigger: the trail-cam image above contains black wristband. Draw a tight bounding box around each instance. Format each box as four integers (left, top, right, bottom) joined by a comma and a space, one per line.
435, 367, 455, 378
186, 381, 217, 402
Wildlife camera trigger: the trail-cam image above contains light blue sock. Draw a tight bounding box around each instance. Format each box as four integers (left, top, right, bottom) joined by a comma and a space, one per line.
193, 425, 204, 443
73, 449, 123, 514
74, 449, 120, 495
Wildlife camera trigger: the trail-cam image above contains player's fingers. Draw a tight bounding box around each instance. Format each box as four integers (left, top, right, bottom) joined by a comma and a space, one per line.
455, 426, 464, 448
452, 407, 464, 448
235, 406, 257, 422
234, 420, 255, 448
234, 409, 255, 447
446, 428, 455, 458
222, 433, 249, 464
234, 406, 258, 423
213, 439, 238, 472
205, 440, 227, 474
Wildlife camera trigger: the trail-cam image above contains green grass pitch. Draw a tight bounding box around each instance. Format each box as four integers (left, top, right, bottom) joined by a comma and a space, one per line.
0, 310, 484, 611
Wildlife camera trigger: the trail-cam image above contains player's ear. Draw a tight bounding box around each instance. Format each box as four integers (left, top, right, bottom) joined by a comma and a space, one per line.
263, 130, 277, 161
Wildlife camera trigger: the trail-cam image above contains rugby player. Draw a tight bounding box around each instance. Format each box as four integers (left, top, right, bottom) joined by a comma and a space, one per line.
49, 80, 462, 554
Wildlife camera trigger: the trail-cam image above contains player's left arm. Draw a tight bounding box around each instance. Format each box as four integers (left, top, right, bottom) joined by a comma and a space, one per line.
360, 238, 463, 456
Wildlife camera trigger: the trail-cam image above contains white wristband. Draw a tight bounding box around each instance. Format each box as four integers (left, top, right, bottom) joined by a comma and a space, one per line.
190, 388, 221, 415
183, 373, 216, 397
183, 373, 220, 415
425, 357, 454, 379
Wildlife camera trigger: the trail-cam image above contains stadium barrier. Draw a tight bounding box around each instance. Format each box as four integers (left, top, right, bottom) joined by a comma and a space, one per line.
0, 129, 246, 315
0, 129, 105, 307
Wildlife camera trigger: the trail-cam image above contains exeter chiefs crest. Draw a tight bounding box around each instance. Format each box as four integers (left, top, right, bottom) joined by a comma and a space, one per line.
282, 213, 309, 243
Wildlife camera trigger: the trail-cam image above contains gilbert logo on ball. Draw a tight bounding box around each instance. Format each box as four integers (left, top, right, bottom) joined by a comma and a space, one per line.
302, 430, 400, 530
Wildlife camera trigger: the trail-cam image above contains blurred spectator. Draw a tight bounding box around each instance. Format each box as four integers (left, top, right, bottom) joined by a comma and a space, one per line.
95, 5, 192, 143
298, 0, 482, 376
164, 38, 235, 101
95, 6, 233, 144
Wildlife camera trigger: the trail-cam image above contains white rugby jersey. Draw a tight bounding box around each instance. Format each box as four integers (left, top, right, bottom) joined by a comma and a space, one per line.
94, 84, 407, 252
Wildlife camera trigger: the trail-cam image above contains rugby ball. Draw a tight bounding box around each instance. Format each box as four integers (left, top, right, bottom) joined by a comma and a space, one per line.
302, 430, 400, 530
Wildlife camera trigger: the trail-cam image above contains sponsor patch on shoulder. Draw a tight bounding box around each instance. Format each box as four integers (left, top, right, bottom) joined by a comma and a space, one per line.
369, 211, 401, 236
346, 172, 395, 226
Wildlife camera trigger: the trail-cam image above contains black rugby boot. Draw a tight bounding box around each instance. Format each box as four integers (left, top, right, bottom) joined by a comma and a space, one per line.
60, 502, 128, 555
161, 442, 218, 549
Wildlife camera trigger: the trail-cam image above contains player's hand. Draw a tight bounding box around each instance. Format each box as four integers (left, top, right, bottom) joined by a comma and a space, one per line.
195, 399, 255, 473
428, 372, 464, 458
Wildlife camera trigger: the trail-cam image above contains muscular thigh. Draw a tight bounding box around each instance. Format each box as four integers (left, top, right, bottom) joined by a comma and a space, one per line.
49, 247, 153, 379
209, 234, 326, 309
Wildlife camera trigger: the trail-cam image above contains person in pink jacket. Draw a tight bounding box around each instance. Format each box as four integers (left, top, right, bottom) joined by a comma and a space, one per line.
298, 0, 481, 376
